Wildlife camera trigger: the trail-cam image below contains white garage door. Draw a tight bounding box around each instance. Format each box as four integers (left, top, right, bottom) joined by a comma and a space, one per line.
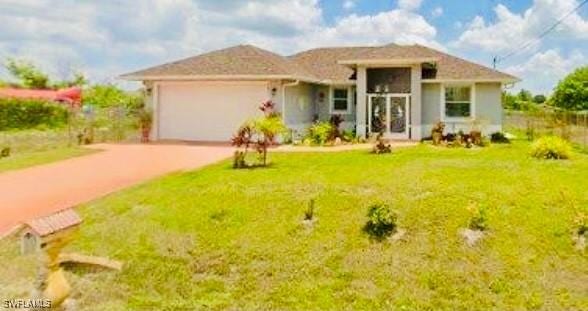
157, 81, 269, 141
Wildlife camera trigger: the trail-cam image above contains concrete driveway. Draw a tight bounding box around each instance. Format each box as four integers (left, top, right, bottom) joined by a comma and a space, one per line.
0, 143, 233, 236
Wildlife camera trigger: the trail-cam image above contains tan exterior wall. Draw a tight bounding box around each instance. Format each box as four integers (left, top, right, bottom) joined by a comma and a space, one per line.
421, 82, 503, 137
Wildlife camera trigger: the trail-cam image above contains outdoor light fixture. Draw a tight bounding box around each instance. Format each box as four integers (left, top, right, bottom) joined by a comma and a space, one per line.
271, 87, 277, 97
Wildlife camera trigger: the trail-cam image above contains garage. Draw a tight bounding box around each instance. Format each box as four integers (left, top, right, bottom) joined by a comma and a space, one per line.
156, 81, 270, 142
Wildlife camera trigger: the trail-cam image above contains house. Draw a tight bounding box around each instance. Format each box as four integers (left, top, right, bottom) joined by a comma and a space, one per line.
121, 44, 518, 142
0, 87, 82, 106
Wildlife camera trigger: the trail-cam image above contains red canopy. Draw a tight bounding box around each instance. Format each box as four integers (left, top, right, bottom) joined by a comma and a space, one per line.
0, 87, 82, 106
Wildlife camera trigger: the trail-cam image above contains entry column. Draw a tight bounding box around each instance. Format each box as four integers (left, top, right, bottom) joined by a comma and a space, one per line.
356, 66, 367, 138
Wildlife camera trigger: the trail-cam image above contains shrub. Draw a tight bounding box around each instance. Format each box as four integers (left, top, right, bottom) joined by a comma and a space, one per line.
372, 134, 392, 154
329, 115, 344, 140
137, 107, 153, 143
364, 203, 398, 239
0, 98, 68, 130
491, 132, 510, 144
83, 84, 143, 110
306, 121, 335, 145
467, 203, 488, 231
530, 136, 573, 160
341, 130, 356, 143
431, 121, 445, 145
0, 147, 9, 158
574, 210, 587, 236
232, 101, 286, 168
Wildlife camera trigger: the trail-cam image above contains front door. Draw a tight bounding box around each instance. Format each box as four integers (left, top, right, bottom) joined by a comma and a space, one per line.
368, 94, 410, 139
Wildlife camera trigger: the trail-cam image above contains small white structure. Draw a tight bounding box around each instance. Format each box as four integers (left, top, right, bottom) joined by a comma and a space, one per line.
21, 209, 82, 255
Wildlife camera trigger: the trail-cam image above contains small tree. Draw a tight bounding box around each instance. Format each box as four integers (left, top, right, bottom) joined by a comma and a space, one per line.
551, 66, 588, 111
533, 94, 547, 104
137, 108, 153, 143
231, 101, 286, 168
254, 115, 286, 166
5, 58, 49, 89
517, 89, 533, 102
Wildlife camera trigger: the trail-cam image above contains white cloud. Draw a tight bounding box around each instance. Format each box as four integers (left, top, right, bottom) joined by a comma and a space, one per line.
454, 0, 588, 53
343, 0, 355, 10
431, 7, 443, 18
398, 0, 423, 11
305, 10, 441, 50
505, 49, 586, 94
0, 0, 443, 86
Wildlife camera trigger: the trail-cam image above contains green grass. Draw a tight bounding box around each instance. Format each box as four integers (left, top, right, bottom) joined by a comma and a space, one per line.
1, 142, 587, 310
0, 147, 95, 173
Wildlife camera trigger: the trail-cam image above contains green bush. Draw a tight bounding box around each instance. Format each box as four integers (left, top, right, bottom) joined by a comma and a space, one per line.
364, 203, 398, 239
530, 136, 573, 160
306, 121, 334, 145
490, 132, 510, 144
0, 98, 68, 131
0, 147, 9, 158
467, 203, 488, 231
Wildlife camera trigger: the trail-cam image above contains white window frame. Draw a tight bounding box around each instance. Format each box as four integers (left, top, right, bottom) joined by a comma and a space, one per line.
441, 83, 476, 122
330, 86, 353, 115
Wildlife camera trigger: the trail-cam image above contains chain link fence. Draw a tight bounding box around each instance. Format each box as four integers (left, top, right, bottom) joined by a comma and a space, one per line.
503, 110, 588, 149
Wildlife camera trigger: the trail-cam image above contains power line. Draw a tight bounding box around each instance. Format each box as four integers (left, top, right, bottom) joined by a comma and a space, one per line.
494, 0, 588, 68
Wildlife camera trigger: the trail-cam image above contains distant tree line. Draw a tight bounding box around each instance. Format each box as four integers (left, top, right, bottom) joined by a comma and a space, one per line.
503, 66, 588, 112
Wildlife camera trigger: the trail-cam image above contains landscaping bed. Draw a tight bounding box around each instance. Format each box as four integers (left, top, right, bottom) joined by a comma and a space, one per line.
1, 141, 587, 310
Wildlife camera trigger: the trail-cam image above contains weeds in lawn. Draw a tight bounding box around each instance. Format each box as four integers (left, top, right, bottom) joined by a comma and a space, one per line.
304, 199, 315, 221
467, 203, 488, 231
364, 203, 398, 240
574, 210, 587, 236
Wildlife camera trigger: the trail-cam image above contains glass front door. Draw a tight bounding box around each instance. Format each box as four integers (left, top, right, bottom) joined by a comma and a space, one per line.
370, 96, 387, 134
389, 97, 407, 135
368, 95, 410, 139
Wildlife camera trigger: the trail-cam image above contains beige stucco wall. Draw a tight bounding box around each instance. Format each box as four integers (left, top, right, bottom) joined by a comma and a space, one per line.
421, 82, 503, 137
283, 82, 315, 133
315, 85, 356, 131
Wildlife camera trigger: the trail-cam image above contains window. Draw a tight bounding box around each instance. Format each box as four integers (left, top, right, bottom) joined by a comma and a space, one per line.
444, 85, 472, 119
332, 87, 350, 113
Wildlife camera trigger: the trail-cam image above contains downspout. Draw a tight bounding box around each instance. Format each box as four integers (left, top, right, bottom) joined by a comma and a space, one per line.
282, 80, 300, 125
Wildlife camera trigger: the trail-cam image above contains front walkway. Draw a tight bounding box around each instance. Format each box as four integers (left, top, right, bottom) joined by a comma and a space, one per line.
0, 144, 233, 236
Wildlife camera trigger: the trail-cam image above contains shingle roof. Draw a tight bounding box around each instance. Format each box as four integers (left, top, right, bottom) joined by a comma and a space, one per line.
25, 208, 82, 237
412, 45, 519, 81
122, 44, 518, 83
288, 47, 370, 83
122, 45, 317, 80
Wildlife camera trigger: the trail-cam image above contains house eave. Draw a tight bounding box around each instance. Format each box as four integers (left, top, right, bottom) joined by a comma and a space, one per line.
119, 74, 325, 85
421, 78, 521, 84
338, 57, 440, 67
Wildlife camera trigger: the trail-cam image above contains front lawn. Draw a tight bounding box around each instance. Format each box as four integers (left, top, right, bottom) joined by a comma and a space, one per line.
1, 142, 587, 310
0, 147, 95, 173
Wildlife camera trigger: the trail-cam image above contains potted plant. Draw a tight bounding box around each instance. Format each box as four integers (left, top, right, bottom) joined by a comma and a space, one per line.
137, 108, 153, 143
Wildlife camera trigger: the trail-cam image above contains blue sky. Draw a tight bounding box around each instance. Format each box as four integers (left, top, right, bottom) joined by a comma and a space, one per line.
0, 0, 586, 94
